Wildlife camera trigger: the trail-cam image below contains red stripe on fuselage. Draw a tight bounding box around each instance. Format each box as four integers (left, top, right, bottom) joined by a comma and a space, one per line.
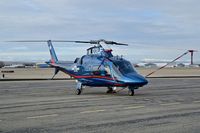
56, 68, 125, 86
65, 71, 120, 81
51, 59, 55, 64
73, 75, 113, 80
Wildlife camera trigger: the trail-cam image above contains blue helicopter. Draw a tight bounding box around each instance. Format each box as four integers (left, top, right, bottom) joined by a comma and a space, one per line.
46, 39, 148, 96
9, 39, 148, 96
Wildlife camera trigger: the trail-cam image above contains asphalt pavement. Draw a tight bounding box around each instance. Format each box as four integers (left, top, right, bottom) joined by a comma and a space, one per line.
0, 78, 200, 133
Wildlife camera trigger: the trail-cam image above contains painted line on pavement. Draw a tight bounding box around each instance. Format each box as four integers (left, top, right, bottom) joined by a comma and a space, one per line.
80, 110, 105, 114
123, 106, 145, 110
27, 114, 58, 119
0, 97, 120, 109
161, 102, 180, 106
193, 101, 200, 103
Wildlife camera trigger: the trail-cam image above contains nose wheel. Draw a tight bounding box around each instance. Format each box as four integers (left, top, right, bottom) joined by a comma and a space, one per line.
128, 89, 135, 96
128, 86, 136, 96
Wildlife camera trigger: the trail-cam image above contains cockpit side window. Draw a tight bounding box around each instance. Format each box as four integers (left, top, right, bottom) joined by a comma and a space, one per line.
113, 61, 136, 74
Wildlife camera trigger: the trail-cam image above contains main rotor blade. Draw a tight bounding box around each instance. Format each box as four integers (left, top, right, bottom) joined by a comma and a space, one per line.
6, 40, 48, 42
6, 40, 94, 43
105, 41, 128, 46
6, 39, 129, 46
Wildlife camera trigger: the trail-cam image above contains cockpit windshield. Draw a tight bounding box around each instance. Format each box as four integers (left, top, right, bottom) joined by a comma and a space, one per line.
113, 60, 136, 74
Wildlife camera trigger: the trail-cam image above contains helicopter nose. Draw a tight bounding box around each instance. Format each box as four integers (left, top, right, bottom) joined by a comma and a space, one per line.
139, 77, 148, 85
123, 73, 148, 86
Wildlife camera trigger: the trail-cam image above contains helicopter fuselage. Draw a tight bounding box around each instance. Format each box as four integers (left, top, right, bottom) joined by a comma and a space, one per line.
46, 40, 148, 95
49, 45, 148, 88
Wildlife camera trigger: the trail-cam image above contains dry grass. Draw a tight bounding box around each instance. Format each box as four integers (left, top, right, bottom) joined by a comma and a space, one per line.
0, 67, 199, 79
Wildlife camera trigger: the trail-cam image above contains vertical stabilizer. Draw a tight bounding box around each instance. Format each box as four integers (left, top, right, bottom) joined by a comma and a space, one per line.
47, 40, 58, 63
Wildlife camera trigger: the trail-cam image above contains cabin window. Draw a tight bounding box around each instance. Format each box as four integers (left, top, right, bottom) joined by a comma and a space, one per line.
105, 66, 111, 76
92, 66, 99, 71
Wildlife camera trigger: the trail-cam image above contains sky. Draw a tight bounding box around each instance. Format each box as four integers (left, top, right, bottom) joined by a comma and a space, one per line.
0, 0, 200, 63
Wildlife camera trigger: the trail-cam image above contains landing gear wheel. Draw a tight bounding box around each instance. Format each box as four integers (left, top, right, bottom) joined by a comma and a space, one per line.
107, 87, 112, 93
106, 87, 113, 93
106, 89, 112, 93
76, 89, 82, 95
106, 87, 116, 93
76, 82, 83, 95
128, 89, 134, 96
